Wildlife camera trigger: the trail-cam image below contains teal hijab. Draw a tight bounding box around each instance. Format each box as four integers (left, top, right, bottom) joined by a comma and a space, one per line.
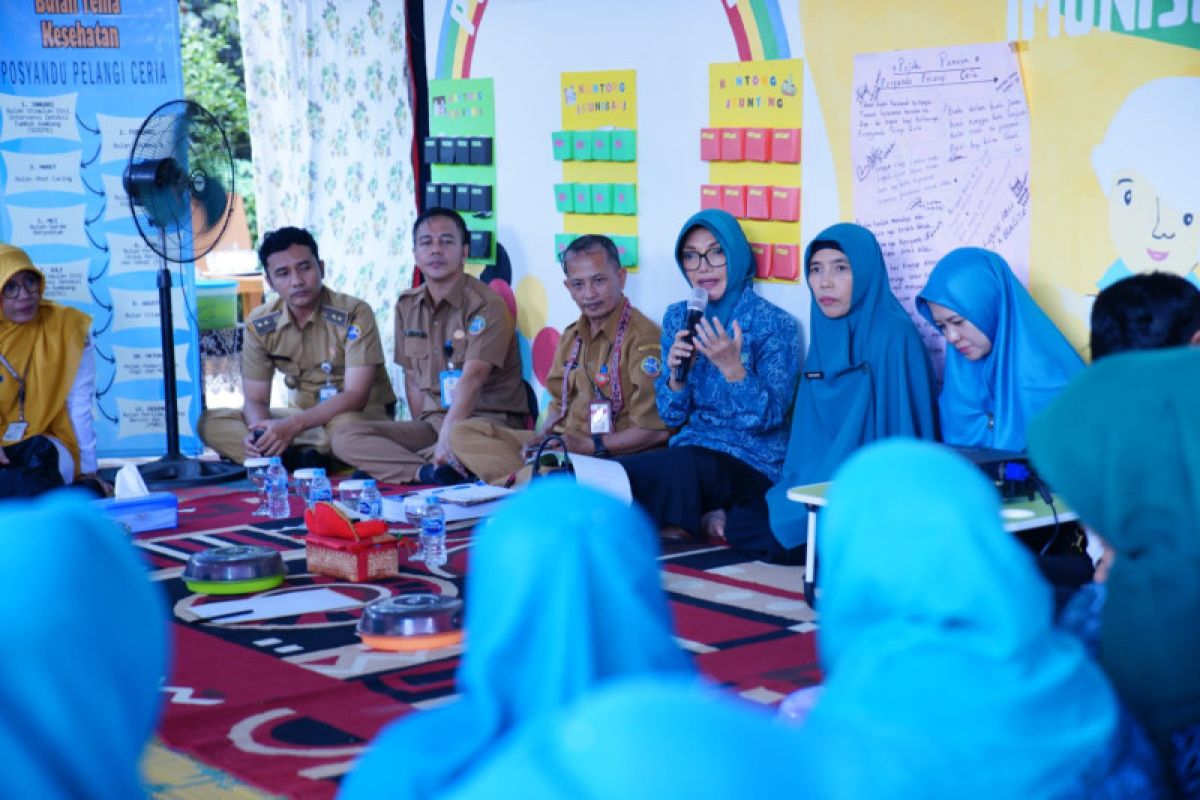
796, 440, 1121, 797
443, 677, 806, 799
673, 208, 755, 325
766, 223, 938, 548
0, 493, 169, 799
1029, 348, 1200, 746
917, 247, 1083, 451
339, 480, 694, 799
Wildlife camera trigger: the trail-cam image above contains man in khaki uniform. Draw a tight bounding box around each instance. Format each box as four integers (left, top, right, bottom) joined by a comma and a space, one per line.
331, 209, 528, 483
452, 235, 668, 483
198, 227, 395, 466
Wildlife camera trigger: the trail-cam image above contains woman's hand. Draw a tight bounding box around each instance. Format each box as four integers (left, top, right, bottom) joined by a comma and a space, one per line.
693, 317, 745, 383
665, 329, 696, 391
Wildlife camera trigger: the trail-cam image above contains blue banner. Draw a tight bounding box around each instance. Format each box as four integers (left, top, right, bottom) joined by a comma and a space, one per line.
0, 0, 202, 457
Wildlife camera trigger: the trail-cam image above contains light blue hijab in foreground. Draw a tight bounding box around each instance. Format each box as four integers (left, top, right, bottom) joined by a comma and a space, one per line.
442, 677, 805, 799
766, 223, 938, 547
340, 480, 694, 799
794, 441, 1127, 798
0, 493, 169, 799
917, 247, 1083, 451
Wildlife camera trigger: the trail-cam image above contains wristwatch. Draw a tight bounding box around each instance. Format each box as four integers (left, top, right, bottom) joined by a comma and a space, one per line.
592, 433, 610, 458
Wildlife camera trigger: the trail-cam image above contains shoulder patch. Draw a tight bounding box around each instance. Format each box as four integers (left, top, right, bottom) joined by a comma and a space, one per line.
641, 356, 661, 377
468, 315, 486, 335
251, 312, 281, 336
346, 324, 361, 341
321, 305, 349, 327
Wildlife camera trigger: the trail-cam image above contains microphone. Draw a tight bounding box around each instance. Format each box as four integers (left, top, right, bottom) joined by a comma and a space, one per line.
672, 287, 709, 384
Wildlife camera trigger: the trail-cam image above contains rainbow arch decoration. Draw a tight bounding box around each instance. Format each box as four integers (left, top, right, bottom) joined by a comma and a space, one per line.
433, 0, 792, 79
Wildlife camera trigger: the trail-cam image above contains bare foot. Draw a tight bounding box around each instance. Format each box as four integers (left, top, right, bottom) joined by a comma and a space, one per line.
700, 510, 727, 542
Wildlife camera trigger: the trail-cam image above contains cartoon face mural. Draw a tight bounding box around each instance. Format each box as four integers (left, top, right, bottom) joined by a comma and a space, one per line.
1092, 77, 1200, 289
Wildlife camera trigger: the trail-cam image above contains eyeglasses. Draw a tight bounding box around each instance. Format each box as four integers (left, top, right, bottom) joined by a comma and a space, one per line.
680, 246, 727, 272
2, 273, 41, 299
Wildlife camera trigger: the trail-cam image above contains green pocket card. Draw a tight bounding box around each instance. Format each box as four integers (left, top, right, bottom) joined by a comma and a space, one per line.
554, 183, 574, 213
610, 235, 638, 267
572, 184, 593, 213
590, 130, 612, 161
610, 129, 636, 162
612, 183, 637, 215
590, 183, 613, 214
551, 131, 573, 161
571, 131, 593, 161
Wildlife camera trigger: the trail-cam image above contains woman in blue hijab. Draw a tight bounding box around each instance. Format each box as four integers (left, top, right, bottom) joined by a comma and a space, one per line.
765, 223, 939, 550
618, 210, 801, 557
791, 440, 1165, 798
917, 247, 1083, 452
339, 480, 694, 799
0, 493, 170, 799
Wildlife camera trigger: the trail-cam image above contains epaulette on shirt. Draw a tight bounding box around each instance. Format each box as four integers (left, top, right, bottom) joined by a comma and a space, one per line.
321, 305, 349, 327
251, 311, 282, 336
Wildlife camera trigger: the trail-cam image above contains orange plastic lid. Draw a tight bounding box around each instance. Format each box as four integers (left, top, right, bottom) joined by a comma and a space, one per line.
359, 629, 464, 652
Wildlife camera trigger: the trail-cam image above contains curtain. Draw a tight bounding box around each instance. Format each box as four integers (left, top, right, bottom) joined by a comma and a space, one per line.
238, 0, 417, 411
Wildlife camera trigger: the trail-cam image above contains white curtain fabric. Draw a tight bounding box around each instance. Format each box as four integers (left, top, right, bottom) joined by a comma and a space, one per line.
238, 0, 417, 411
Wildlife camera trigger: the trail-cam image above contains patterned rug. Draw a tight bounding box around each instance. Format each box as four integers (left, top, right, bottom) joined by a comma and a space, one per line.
141, 486, 820, 799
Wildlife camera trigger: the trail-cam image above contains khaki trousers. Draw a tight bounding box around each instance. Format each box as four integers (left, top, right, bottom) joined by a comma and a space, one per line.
449, 418, 535, 484
197, 407, 387, 464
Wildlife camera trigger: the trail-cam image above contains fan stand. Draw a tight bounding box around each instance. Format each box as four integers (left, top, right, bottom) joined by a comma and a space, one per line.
99, 226, 245, 490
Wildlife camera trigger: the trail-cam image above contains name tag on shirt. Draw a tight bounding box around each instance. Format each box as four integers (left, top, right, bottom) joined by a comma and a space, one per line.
804, 371, 824, 380
590, 401, 613, 434
318, 384, 339, 404
3, 421, 28, 442
440, 369, 463, 408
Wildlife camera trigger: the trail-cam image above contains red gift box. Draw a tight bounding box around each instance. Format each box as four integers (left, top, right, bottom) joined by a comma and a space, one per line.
771, 128, 801, 163
306, 534, 399, 582
770, 186, 801, 222
744, 128, 770, 162
745, 186, 771, 220
700, 184, 722, 211
720, 128, 745, 161
771, 244, 800, 281
721, 185, 747, 218
700, 128, 721, 161
751, 242, 773, 279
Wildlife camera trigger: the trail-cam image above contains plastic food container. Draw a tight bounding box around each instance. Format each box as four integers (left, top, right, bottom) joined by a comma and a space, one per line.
183, 545, 286, 595
357, 593, 463, 651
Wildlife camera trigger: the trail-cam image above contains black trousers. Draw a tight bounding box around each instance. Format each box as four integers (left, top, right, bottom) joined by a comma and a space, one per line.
618, 445, 785, 558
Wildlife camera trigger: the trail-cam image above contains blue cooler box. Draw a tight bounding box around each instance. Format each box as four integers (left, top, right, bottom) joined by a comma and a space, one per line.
95, 492, 179, 533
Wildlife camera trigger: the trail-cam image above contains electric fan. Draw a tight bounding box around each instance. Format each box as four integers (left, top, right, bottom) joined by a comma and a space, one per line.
102, 99, 244, 488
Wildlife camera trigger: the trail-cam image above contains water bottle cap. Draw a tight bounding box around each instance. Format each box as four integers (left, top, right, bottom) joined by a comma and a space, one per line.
363, 479, 376, 488
312, 468, 326, 477
269, 456, 282, 465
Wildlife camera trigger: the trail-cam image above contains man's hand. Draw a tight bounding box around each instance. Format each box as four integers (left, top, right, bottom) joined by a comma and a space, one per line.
247, 418, 301, 458
0, 447, 9, 466
432, 434, 470, 477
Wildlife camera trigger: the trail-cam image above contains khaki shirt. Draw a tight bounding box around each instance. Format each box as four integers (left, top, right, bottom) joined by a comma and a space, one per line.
544, 297, 666, 437
395, 274, 527, 421
242, 287, 396, 413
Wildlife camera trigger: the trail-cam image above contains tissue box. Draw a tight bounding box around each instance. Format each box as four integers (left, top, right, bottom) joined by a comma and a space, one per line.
306, 534, 399, 582
95, 491, 179, 533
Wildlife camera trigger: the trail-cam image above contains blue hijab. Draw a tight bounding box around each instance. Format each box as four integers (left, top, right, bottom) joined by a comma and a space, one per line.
917, 247, 1083, 451
766, 223, 938, 548
340, 480, 694, 799
0, 493, 169, 799
795, 440, 1122, 797
673, 209, 755, 325
442, 676, 806, 799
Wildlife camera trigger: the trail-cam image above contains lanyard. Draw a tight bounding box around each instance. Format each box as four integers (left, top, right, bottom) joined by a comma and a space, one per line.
0, 352, 26, 422
546, 302, 632, 430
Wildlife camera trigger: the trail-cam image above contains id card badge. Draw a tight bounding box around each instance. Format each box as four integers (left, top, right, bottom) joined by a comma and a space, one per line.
589, 401, 613, 434
3, 421, 28, 442
440, 369, 463, 408
318, 383, 339, 403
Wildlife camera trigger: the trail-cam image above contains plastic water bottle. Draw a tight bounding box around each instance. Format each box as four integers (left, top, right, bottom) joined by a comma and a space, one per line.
420, 497, 447, 568
357, 479, 383, 519
307, 468, 332, 508
266, 457, 290, 519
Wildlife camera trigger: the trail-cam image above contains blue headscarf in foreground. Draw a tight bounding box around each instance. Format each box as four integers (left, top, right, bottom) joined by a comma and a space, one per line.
672, 208, 755, 325
795, 440, 1124, 797
339, 480, 694, 799
917, 247, 1083, 451
0, 493, 169, 799
442, 677, 806, 799
766, 223, 938, 548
